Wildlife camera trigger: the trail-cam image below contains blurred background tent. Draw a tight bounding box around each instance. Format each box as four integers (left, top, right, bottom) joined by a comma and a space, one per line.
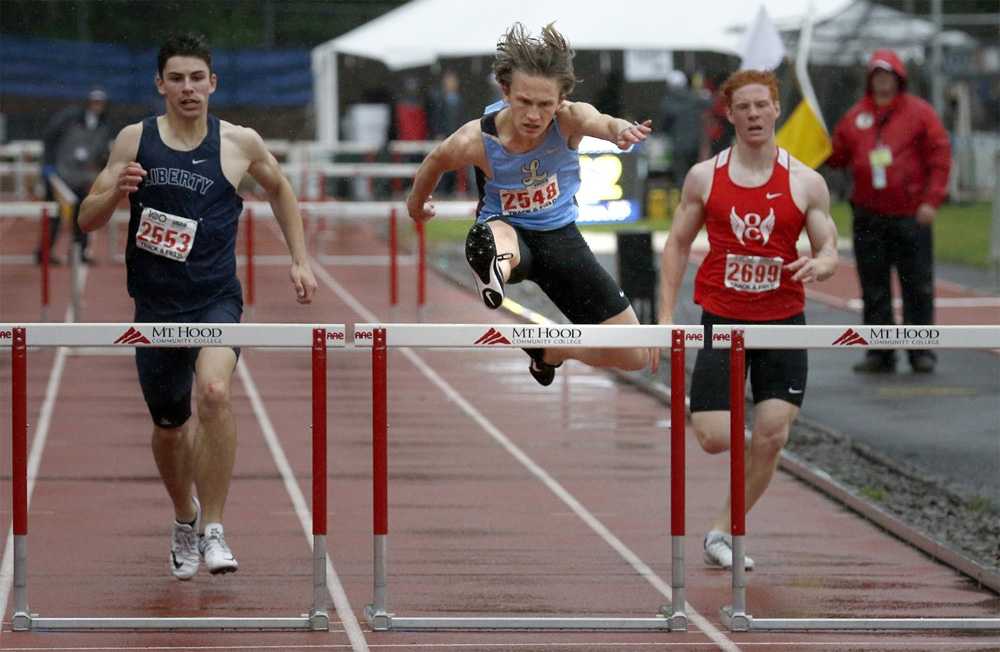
776, 0, 977, 66
310, 0, 854, 144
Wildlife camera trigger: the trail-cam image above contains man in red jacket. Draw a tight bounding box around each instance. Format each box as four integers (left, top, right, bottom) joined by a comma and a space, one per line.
828, 49, 951, 374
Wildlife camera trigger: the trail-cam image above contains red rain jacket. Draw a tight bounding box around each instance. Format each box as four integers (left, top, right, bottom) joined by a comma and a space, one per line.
828, 49, 951, 215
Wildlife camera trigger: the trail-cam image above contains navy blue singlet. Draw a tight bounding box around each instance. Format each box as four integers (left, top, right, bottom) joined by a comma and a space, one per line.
127, 115, 243, 315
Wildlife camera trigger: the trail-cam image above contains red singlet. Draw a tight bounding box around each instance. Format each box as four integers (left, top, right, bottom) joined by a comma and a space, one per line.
694, 147, 806, 320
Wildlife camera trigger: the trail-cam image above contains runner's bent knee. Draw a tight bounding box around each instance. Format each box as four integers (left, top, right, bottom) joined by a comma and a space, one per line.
488, 220, 520, 267
750, 427, 788, 457
196, 378, 232, 417
691, 412, 730, 454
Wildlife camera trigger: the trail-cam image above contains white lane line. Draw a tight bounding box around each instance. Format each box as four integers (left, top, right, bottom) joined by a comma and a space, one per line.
0, 279, 84, 626
236, 359, 368, 652
311, 263, 739, 652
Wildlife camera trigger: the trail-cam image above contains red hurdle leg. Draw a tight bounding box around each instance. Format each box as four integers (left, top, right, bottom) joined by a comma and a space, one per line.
310, 328, 329, 627
367, 327, 390, 626
245, 209, 255, 311
668, 328, 688, 629
12, 327, 31, 629
389, 210, 399, 307
729, 328, 748, 617
40, 208, 50, 319
416, 219, 426, 315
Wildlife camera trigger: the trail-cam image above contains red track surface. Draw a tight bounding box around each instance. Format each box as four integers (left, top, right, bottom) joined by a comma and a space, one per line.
1, 215, 998, 651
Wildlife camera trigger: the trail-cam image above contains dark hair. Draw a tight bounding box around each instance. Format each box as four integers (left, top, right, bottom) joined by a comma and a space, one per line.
493, 22, 577, 97
157, 33, 212, 77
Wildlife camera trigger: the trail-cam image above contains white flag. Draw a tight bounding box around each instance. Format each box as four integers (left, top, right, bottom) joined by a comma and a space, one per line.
739, 5, 786, 71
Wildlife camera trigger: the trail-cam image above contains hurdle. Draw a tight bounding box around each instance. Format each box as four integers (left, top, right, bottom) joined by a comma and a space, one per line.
2, 322, 343, 631
712, 324, 1000, 633
0, 202, 60, 321
355, 323, 702, 631
243, 200, 476, 318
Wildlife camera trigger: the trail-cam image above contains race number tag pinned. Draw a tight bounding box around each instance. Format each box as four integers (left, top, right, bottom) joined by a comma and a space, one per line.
500, 174, 561, 215
724, 254, 783, 292
136, 207, 198, 262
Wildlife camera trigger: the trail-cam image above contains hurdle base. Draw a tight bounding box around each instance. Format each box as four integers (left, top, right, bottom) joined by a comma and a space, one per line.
12, 611, 32, 631
743, 617, 1000, 631
16, 616, 325, 631
659, 605, 688, 631
364, 603, 395, 631
363, 614, 679, 631
720, 605, 752, 632
308, 609, 330, 631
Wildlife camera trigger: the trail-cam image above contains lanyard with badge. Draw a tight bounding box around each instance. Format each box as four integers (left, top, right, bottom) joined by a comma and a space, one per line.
869, 112, 893, 190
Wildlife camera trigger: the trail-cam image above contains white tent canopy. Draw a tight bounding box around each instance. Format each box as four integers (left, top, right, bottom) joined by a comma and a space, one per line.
776, 0, 977, 66
311, 0, 853, 144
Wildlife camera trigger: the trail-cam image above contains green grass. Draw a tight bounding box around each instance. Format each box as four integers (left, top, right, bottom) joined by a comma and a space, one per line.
424, 202, 993, 268
859, 485, 887, 502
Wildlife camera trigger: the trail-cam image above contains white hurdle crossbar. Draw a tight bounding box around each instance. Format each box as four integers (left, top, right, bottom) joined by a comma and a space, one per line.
353, 323, 703, 631
710, 324, 1000, 632
1, 322, 346, 631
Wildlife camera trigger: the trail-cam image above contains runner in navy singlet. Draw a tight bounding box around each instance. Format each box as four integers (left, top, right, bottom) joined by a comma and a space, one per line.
656, 70, 838, 570
407, 22, 654, 386
79, 33, 317, 580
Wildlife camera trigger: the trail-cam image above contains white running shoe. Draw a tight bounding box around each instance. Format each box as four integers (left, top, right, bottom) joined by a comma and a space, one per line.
170, 497, 201, 580
199, 522, 239, 575
703, 529, 754, 570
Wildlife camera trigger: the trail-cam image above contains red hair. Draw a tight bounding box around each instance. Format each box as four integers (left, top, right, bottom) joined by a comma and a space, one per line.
720, 69, 779, 106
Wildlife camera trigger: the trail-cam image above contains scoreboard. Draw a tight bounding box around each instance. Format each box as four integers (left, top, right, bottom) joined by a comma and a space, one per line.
576, 136, 642, 224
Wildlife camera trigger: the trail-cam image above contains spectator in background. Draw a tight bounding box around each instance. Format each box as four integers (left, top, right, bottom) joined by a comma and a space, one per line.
428, 70, 464, 139
593, 69, 624, 120
35, 87, 113, 264
394, 76, 429, 142
660, 70, 710, 187
427, 70, 466, 195
702, 72, 735, 156
828, 49, 951, 374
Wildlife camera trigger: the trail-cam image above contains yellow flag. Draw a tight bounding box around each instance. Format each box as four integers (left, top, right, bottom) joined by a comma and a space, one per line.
776, 3, 832, 169
777, 100, 831, 168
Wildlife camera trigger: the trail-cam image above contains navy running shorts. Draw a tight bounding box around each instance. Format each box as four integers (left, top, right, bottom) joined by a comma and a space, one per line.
485, 218, 631, 324
689, 310, 808, 412
133, 293, 243, 429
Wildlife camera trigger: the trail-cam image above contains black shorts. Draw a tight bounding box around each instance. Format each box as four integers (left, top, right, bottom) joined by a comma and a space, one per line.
689, 310, 808, 412
133, 294, 243, 429
486, 218, 630, 324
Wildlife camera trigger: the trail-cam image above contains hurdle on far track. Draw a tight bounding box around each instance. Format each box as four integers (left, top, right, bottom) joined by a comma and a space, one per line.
242, 200, 476, 318
2, 199, 476, 321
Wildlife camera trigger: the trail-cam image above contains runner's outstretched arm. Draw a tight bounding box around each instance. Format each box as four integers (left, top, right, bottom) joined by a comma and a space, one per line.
558, 101, 652, 149
407, 120, 483, 223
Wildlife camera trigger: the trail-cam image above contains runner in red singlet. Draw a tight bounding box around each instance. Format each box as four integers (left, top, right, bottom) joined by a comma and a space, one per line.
656, 69, 838, 570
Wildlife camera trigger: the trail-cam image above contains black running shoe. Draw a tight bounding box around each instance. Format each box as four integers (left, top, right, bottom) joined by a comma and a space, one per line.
465, 222, 508, 310
524, 348, 562, 387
